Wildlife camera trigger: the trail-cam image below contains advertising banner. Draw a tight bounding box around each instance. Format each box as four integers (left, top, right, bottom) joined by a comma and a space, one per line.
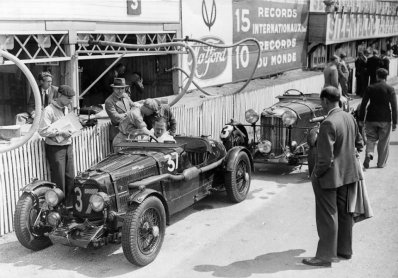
326, 13, 398, 44
232, 0, 308, 81
182, 0, 309, 88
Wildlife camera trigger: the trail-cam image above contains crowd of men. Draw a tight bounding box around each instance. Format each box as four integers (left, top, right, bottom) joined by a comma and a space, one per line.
307, 48, 397, 267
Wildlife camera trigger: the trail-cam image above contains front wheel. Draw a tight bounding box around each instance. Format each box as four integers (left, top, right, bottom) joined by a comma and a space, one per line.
225, 152, 251, 203
122, 196, 166, 266
14, 192, 52, 251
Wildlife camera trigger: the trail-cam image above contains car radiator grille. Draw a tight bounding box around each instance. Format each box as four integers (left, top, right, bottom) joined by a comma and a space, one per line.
260, 116, 287, 155
72, 180, 104, 219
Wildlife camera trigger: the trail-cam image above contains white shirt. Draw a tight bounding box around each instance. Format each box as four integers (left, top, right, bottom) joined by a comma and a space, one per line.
149, 129, 176, 143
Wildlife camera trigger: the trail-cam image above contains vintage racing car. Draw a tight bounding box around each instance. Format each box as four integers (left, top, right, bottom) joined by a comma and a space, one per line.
220, 89, 361, 167
14, 132, 252, 266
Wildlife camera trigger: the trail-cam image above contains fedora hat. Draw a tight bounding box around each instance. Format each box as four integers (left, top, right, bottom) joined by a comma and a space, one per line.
111, 78, 129, 88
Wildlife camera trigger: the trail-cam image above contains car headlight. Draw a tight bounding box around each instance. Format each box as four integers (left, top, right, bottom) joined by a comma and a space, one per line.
257, 140, 272, 154
45, 188, 65, 207
89, 192, 110, 212
220, 125, 234, 139
282, 110, 297, 126
47, 212, 61, 227
245, 109, 259, 124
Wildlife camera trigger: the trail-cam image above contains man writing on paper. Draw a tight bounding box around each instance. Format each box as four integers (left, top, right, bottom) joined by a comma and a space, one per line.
39, 85, 78, 207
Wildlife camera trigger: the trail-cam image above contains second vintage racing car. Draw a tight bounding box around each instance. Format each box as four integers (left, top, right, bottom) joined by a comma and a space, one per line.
220, 89, 361, 167
14, 132, 252, 266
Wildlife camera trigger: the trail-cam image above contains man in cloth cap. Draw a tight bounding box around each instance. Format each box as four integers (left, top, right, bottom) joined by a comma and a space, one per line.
105, 78, 136, 142
38, 85, 76, 206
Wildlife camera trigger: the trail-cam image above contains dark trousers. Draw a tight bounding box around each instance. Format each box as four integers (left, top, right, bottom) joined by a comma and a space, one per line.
45, 144, 74, 196
312, 181, 355, 262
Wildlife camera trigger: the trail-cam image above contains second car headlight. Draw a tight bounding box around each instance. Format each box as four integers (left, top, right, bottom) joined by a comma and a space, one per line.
45, 188, 65, 207
245, 109, 259, 124
258, 140, 272, 154
89, 192, 110, 212
281, 110, 298, 126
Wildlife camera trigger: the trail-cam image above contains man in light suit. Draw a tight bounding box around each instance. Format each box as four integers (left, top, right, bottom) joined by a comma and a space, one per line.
104, 78, 136, 141
303, 86, 363, 267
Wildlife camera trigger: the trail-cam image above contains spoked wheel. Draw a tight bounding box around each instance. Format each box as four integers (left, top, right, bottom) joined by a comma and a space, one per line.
14, 192, 52, 251
122, 196, 166, 266
225, 152, 251, 203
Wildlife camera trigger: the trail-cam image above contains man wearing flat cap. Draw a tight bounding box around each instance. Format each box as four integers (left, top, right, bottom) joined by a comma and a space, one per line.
142, 98, 177, 136
39, 85, 76, 206
105, 78, 136, 142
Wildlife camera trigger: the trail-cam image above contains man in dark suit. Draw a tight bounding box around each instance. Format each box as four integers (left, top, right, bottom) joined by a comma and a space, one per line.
367, 49, 383, 84
16, 72, 58, 124
303, 86, 363, 267
354, 51, 368, 97
358, 68, 397, 169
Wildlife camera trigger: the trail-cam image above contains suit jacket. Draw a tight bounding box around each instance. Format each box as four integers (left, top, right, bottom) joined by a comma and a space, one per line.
367, 55, 383, 83
313, 108, 363, 189
104, 93, 136, 126
27, 85, 59, 114
323, 64, 339, 89
358, 81, 397, 124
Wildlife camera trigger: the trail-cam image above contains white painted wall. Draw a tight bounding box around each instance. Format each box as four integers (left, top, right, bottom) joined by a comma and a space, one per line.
0, 0, 179, 23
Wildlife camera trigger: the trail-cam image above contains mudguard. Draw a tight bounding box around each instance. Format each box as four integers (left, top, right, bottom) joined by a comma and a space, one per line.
128, 188, 170, 223
21, 180, 56, 195
223, 146, 254, 172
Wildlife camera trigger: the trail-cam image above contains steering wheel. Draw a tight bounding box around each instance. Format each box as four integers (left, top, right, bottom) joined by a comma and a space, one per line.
283, 89, 305, 96
127, 129, 158, 143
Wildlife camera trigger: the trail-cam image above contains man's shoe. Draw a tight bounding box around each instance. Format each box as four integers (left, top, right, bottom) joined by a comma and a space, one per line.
302, 257, 331, 267
337, 253, 352, 260
363, 156, 370, 169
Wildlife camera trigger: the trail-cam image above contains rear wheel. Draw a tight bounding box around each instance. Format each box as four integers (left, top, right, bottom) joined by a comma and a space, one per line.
122, 196, 166, 266
14, 192, 52, 251
225, 152, 251, 203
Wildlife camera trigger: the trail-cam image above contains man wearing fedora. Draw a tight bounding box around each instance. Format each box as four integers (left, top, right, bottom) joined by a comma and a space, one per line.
105, 78, 136, 142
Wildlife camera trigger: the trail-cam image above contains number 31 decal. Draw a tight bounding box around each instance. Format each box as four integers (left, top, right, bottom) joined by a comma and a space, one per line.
164, 152, 179, 172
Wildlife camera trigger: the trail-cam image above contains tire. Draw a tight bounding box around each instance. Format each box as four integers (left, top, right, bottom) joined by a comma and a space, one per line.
122, 196, 166, 266
225, 151, 251, 203
14, 192, 52, 251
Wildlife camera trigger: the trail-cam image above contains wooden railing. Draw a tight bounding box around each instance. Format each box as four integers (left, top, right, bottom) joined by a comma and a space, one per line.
0, 123, 111, 235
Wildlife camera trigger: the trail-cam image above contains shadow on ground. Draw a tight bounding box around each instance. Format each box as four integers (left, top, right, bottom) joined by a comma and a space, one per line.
194, 249, 320, 277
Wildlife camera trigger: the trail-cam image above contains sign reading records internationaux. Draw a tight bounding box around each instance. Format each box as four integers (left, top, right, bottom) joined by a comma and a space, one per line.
232, 0, 308, 81
182, 0, 309, 87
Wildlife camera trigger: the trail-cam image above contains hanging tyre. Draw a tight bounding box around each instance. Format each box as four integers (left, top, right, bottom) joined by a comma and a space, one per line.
225, 151, 251, 203
122, 196, 166, 266
14, 192, 53, 251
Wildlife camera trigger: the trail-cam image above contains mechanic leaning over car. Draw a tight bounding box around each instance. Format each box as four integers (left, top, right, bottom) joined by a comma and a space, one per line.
142, 98, 177, 136
38, 85, 76, 207
112, 104, 152, 150
104, 78, 136, 142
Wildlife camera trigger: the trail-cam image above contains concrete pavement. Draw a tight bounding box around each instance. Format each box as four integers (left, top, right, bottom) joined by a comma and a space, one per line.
0, 129, 397, 277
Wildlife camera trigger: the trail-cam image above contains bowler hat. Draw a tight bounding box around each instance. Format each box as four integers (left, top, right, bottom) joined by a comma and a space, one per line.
111, 78, 129, 88
58, 85, 75, 97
